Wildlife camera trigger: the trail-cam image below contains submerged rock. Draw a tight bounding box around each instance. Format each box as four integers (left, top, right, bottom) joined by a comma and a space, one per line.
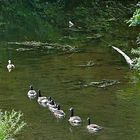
84, 79, 120, 88
16, 48, 34, 52
88, 79, 120, 88
86, 34, 103, 39
8, 41, 49, 47
74, 79, 120, 88
76, 60, 95, 67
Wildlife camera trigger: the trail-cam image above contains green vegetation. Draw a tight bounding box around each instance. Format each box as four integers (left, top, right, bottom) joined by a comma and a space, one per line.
127, 7, 140, 26
127, 3, 140, 71
0, 0, 136, 42
131, 48, 140, 70
0, 110, 26, 140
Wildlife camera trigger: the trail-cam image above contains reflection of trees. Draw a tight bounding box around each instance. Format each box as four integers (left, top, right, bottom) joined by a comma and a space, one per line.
116, 71, 140, 100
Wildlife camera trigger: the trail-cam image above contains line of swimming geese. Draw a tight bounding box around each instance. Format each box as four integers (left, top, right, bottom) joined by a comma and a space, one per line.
27, 85, 102, 133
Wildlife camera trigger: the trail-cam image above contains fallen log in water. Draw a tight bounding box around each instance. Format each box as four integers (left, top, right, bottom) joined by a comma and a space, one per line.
86, 79, 120, 88
8, 41, 78, 53
76, 60, 95, 67
8, 41, 49, 47
112, 46, 134, 68
66, 79, 120, 89
16, 48, 34, 52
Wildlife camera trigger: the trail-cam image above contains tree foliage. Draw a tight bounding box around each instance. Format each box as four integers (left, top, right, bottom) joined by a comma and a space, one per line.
127, 8, 140, 26
0, 0, 137, 41
127, 2, 140, 71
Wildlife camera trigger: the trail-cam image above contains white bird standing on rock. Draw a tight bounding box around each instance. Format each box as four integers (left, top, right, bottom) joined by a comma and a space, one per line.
7, 60, 15, 72
112, 46, 134, 68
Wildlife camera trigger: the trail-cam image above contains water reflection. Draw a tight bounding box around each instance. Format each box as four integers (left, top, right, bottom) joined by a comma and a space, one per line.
0, 41, 140, 140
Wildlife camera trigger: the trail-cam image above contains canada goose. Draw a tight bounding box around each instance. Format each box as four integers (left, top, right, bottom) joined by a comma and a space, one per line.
37, 90, 48, 107
53, 105, 65, 119
68, 107, 82, 126
27, 85, 37, 99
48, 100, 58, 112
47, 96, 52, 104
7, 60, 15, 72
87, 117, 102, 133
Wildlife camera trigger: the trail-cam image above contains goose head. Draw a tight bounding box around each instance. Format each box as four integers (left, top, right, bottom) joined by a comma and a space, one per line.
87, 117, 91, 125
8, 60, 11, 64
29, 85, 33, 90
38, 89, 42, 97
69, 107, 74, 117
57, 104, 60, 110
50, 100, 55, 105
48, 96, 52, 101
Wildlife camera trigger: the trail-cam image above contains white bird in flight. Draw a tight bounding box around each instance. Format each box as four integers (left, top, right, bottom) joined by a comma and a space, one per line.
69, 21, 74, 28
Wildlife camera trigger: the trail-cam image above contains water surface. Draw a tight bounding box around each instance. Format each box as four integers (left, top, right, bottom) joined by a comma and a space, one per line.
0, 29, 140, 140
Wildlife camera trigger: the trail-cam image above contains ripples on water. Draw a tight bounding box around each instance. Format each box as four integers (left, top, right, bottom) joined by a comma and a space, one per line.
0, 41, 140, 140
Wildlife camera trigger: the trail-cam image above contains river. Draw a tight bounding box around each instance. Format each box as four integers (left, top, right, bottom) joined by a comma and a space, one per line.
0, 24, 140, 140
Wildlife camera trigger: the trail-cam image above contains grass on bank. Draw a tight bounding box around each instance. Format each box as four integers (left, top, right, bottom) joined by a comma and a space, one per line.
0, 110, 26, 140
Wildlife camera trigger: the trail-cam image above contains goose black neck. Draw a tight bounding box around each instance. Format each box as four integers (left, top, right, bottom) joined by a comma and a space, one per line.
87, 118, 91, 125
70, 108, 74, 117
48, 96, 52, 101
30, 85, 33, 90
51, 100, 55, 105
38, 90, 41, 97
57, 105, 60, 110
